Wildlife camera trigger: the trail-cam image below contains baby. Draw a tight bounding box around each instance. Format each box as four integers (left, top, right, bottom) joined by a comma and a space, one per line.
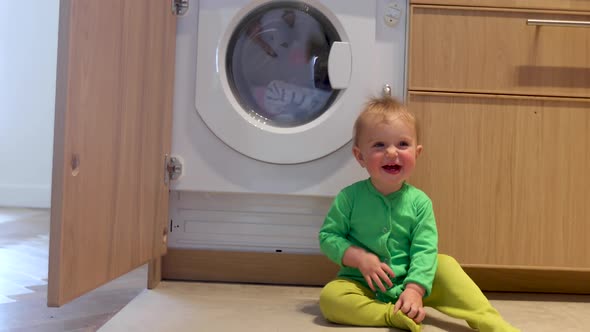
318, 96, 519, 332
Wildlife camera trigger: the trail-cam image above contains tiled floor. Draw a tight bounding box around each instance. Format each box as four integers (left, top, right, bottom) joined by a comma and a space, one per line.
0, 208, 49, 305
0, 208, 146, 332
0, 209, 44, 225
2, 207, 590, 332
100, 281, 590, 332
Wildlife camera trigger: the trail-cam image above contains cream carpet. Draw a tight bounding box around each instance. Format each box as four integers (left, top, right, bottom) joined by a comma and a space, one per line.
99, 281, 590, 332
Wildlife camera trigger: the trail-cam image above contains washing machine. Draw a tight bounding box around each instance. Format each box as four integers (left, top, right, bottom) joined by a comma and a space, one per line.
168, 0, 408, 253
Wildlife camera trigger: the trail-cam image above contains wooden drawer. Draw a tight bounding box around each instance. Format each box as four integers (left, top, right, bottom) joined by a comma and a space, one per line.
408, 92, 590, 269
409, 6, 590, 98
410, 0, 590, 12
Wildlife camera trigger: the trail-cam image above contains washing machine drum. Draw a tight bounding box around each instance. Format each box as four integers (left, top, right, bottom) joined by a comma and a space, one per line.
228, 5, 338, 128
195, 1, 372, 164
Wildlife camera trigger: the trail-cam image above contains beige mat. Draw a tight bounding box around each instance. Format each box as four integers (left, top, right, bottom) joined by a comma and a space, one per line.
99, 281, 590, 332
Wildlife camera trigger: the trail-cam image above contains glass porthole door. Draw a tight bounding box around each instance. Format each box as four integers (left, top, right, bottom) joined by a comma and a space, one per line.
227, 2, 340, 128
195, 0, 374, 164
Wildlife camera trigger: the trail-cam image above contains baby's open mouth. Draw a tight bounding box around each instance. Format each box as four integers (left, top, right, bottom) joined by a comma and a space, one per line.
382, 164, 402, 173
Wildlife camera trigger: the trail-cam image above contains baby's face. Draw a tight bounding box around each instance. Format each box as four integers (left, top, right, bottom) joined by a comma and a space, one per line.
353, 117, 422, 195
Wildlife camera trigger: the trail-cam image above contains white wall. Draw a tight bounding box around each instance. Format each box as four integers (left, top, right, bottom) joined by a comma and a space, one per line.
0, 1, 60, 208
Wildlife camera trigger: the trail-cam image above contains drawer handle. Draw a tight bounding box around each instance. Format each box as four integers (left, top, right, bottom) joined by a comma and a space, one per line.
527, 19, 590, 27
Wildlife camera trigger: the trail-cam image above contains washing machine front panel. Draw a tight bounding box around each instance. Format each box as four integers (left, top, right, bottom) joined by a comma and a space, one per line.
171, 0, 408, 196
195, 0, 378, 164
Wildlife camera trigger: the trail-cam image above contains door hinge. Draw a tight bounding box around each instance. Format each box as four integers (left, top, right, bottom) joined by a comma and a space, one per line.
164, 155, 183, 185
172, 0, 189, 16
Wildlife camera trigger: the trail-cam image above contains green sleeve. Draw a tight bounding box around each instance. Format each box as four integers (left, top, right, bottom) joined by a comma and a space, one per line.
318, 191, 353, 266
404, 197, 438, 297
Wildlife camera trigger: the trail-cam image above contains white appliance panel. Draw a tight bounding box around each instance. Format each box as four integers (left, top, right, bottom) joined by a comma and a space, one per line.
170, 0, 408, 197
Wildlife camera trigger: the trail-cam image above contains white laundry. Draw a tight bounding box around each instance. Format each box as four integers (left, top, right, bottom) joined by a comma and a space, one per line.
263, 80, 330, 118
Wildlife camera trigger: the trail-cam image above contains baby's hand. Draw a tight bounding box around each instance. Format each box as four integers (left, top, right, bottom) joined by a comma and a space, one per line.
394, 283, 426, 323
357, 253, 395, 292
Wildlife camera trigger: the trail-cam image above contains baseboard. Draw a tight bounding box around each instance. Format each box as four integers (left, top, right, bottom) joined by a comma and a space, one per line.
162, 249, 590, 294
162, 248, 338, 286
0, 184, 51, 208
462, 266, 590, 294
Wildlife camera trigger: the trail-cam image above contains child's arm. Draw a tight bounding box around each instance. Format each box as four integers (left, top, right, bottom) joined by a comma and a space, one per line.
394, 196, 438, 324
404, 197, 438, 295
394, 282, 426, 323
342, 246, 395, 292
319, 191, 395, 292
318, 191, 354, 265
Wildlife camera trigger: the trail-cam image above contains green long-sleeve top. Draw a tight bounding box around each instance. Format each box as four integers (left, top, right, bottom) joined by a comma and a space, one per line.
318, 179, 438, 302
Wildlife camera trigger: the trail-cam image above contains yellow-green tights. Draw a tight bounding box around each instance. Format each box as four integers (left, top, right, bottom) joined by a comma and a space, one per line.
319, 254, 520, 332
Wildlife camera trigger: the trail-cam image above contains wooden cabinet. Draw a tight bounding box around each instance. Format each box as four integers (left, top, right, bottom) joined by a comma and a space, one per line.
48, 0, 176, 306
409, 6, 590, 97
409, 93, 590, 268
410, 0, 590, 11
408, 1, 590, 291
49, 0, 590, 308
48, 0, 337, 307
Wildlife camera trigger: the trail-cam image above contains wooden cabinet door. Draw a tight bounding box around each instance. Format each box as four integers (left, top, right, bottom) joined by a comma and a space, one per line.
408, 92, 590, 269
48, 0, 176, 306
409, 5, 590, 98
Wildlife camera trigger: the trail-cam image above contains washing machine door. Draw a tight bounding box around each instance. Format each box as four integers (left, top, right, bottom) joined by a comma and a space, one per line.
195, 0, 377, 164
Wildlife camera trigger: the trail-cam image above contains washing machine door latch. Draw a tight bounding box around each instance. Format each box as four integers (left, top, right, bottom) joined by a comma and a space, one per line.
165, 155, 183, 185
382, 84, 392, 97
171, 0, 189, 16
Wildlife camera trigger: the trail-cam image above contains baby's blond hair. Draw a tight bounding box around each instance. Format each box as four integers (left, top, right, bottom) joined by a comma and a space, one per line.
353, 96, 419, 146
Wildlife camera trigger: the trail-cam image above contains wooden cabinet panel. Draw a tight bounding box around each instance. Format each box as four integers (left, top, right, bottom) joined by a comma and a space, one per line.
408, 92, 590, 269
48, 0, 176, 306
410, 0, 590, 12
409, 6, 590, 98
